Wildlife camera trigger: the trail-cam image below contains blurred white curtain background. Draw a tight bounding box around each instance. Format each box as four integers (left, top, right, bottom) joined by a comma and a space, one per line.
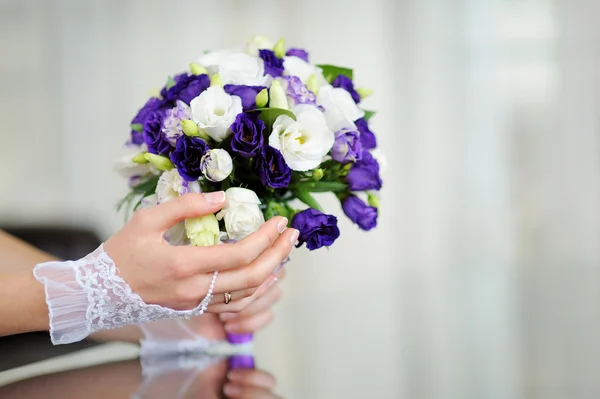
1, 0, 599, 398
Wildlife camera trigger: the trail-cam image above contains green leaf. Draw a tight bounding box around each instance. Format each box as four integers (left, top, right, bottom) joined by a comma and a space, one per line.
292, 189, 323, 212
165, 76, 177, 90
363, 110, 376, 121
317, 64, 354, 83
247, 107, 296, 127
291, 181, 347, 193
130, 123, 143, 132
132, 175, 159, 194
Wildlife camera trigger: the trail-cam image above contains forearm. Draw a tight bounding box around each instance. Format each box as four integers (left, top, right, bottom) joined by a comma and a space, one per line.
0, 230, 143, 342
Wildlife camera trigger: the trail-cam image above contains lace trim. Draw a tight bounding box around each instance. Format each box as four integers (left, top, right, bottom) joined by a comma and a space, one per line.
34, 244, 216, 345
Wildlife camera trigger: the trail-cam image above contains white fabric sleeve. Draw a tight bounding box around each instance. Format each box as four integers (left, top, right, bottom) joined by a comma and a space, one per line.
33, 244, 217, 345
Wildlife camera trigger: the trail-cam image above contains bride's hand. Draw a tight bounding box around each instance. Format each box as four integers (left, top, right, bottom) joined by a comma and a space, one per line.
104, 192, 298, 312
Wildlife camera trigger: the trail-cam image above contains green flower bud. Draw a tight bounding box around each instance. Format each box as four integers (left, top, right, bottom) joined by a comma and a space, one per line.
190, 62, 208, 76
144, 153, 174, 171
181, 119, 200, 137
269, 80, 288, 110
367, 192, 380, 208
273, 38, 286, 58
306, 74, 319, 95
132, 152, 149, 164
185, 214, 221, 247
357, 88, 374, 100
255, 88, 269, 108
210, 73, 224, 87
312, 168, 324, 181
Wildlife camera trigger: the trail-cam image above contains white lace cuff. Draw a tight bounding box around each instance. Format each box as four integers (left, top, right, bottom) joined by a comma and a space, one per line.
33, 244, 217, 345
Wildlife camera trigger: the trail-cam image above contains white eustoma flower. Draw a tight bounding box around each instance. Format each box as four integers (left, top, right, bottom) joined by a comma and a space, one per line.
201, 149, 233, 182
246, 35, 273, 57
216, 188, 265, 240
190, 86, 243, 142
115, 144, 159, 184
371, 148, 388, 174
268, 104, 334, 171
138, 194, 157, 210
283, 56, 328, 87
317, 85, 365, 132
200, 51, 269, 86
156, 169, 201, 204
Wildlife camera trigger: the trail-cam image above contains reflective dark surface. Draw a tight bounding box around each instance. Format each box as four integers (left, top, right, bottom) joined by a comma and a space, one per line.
0, 352, 278, 399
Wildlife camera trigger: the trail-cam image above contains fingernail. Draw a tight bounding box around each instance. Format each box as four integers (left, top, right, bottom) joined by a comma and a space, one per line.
224, 383, 241, 396
277, 217, 288, 234
290, 229, 299, 244
267, 277, 278, 288
219, 312, 236, 321
205, 191, 226, 205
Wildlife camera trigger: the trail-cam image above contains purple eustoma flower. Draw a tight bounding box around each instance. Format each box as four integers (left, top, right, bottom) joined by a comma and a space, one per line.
291, 209, 340, 250
162, 101, 191, 145
332, 75, 361, 104
143, 109, 172, 155
256, 146, 292, 188
169, 135, 210, 181
161, 73, 210, 105
131, 97, 167, 145
224, 85, 267, 110
230, 113, 265, 158
355, 118, 377, 149
286, 48, 309, 62
347, 151, 383, 191
280, 76, 317, 106
259, 49, 284, 77
331, 128, 363, 164
342, 196, 378, 231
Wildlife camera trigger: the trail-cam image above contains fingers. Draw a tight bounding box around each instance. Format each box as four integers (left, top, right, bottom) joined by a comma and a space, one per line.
206, 274, 277, 314
167, 216, 289, 274
220, 282, 282, 322
227, 369, 276, 390
214, 228, 297, 293
224, 310, 274, 334
140, 192, 226, 231
224, 384, 282, 399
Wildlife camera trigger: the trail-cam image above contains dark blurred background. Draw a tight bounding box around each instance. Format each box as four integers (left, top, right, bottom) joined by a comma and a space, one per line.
1, 0, 599, 398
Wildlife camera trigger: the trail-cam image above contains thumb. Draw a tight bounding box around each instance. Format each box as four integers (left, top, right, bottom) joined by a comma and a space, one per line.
147, 192, 226, 231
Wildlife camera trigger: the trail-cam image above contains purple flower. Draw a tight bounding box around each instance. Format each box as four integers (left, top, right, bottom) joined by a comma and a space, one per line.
162, 101, 191, 145
347, 151, 383, 191
230, 113, 265, 158
286, 48, 309, 62
224, 85, 267, 110
291, 209, 340, 250
130, 97, 167, 145
280, 76, 317, 106
143, 110, 172, 155
259, 49, 284, 77
161, 73, 210, 105
169, 135, 210, 181
355, 118, 377, 149
332, 75, 360, 104
331, 128, 363, 164
342, 196, 378, 231
256, 146, 292, 188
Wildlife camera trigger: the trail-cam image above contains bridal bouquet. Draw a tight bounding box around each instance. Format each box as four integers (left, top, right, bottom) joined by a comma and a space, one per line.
117, 36, 383, 251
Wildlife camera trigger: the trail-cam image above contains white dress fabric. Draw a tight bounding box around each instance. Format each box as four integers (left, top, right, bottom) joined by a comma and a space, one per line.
33, 244, 216, 345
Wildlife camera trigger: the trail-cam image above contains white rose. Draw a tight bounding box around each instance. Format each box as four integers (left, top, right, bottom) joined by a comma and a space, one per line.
156, 169, 201, 204
317, 85, 365, 132
216, 188, 265, 240
283, 56, 328, 87
268, 104, 334, 171
190, 86, 243, 142
246, 35, 273, 57
201, 149, 233, 182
